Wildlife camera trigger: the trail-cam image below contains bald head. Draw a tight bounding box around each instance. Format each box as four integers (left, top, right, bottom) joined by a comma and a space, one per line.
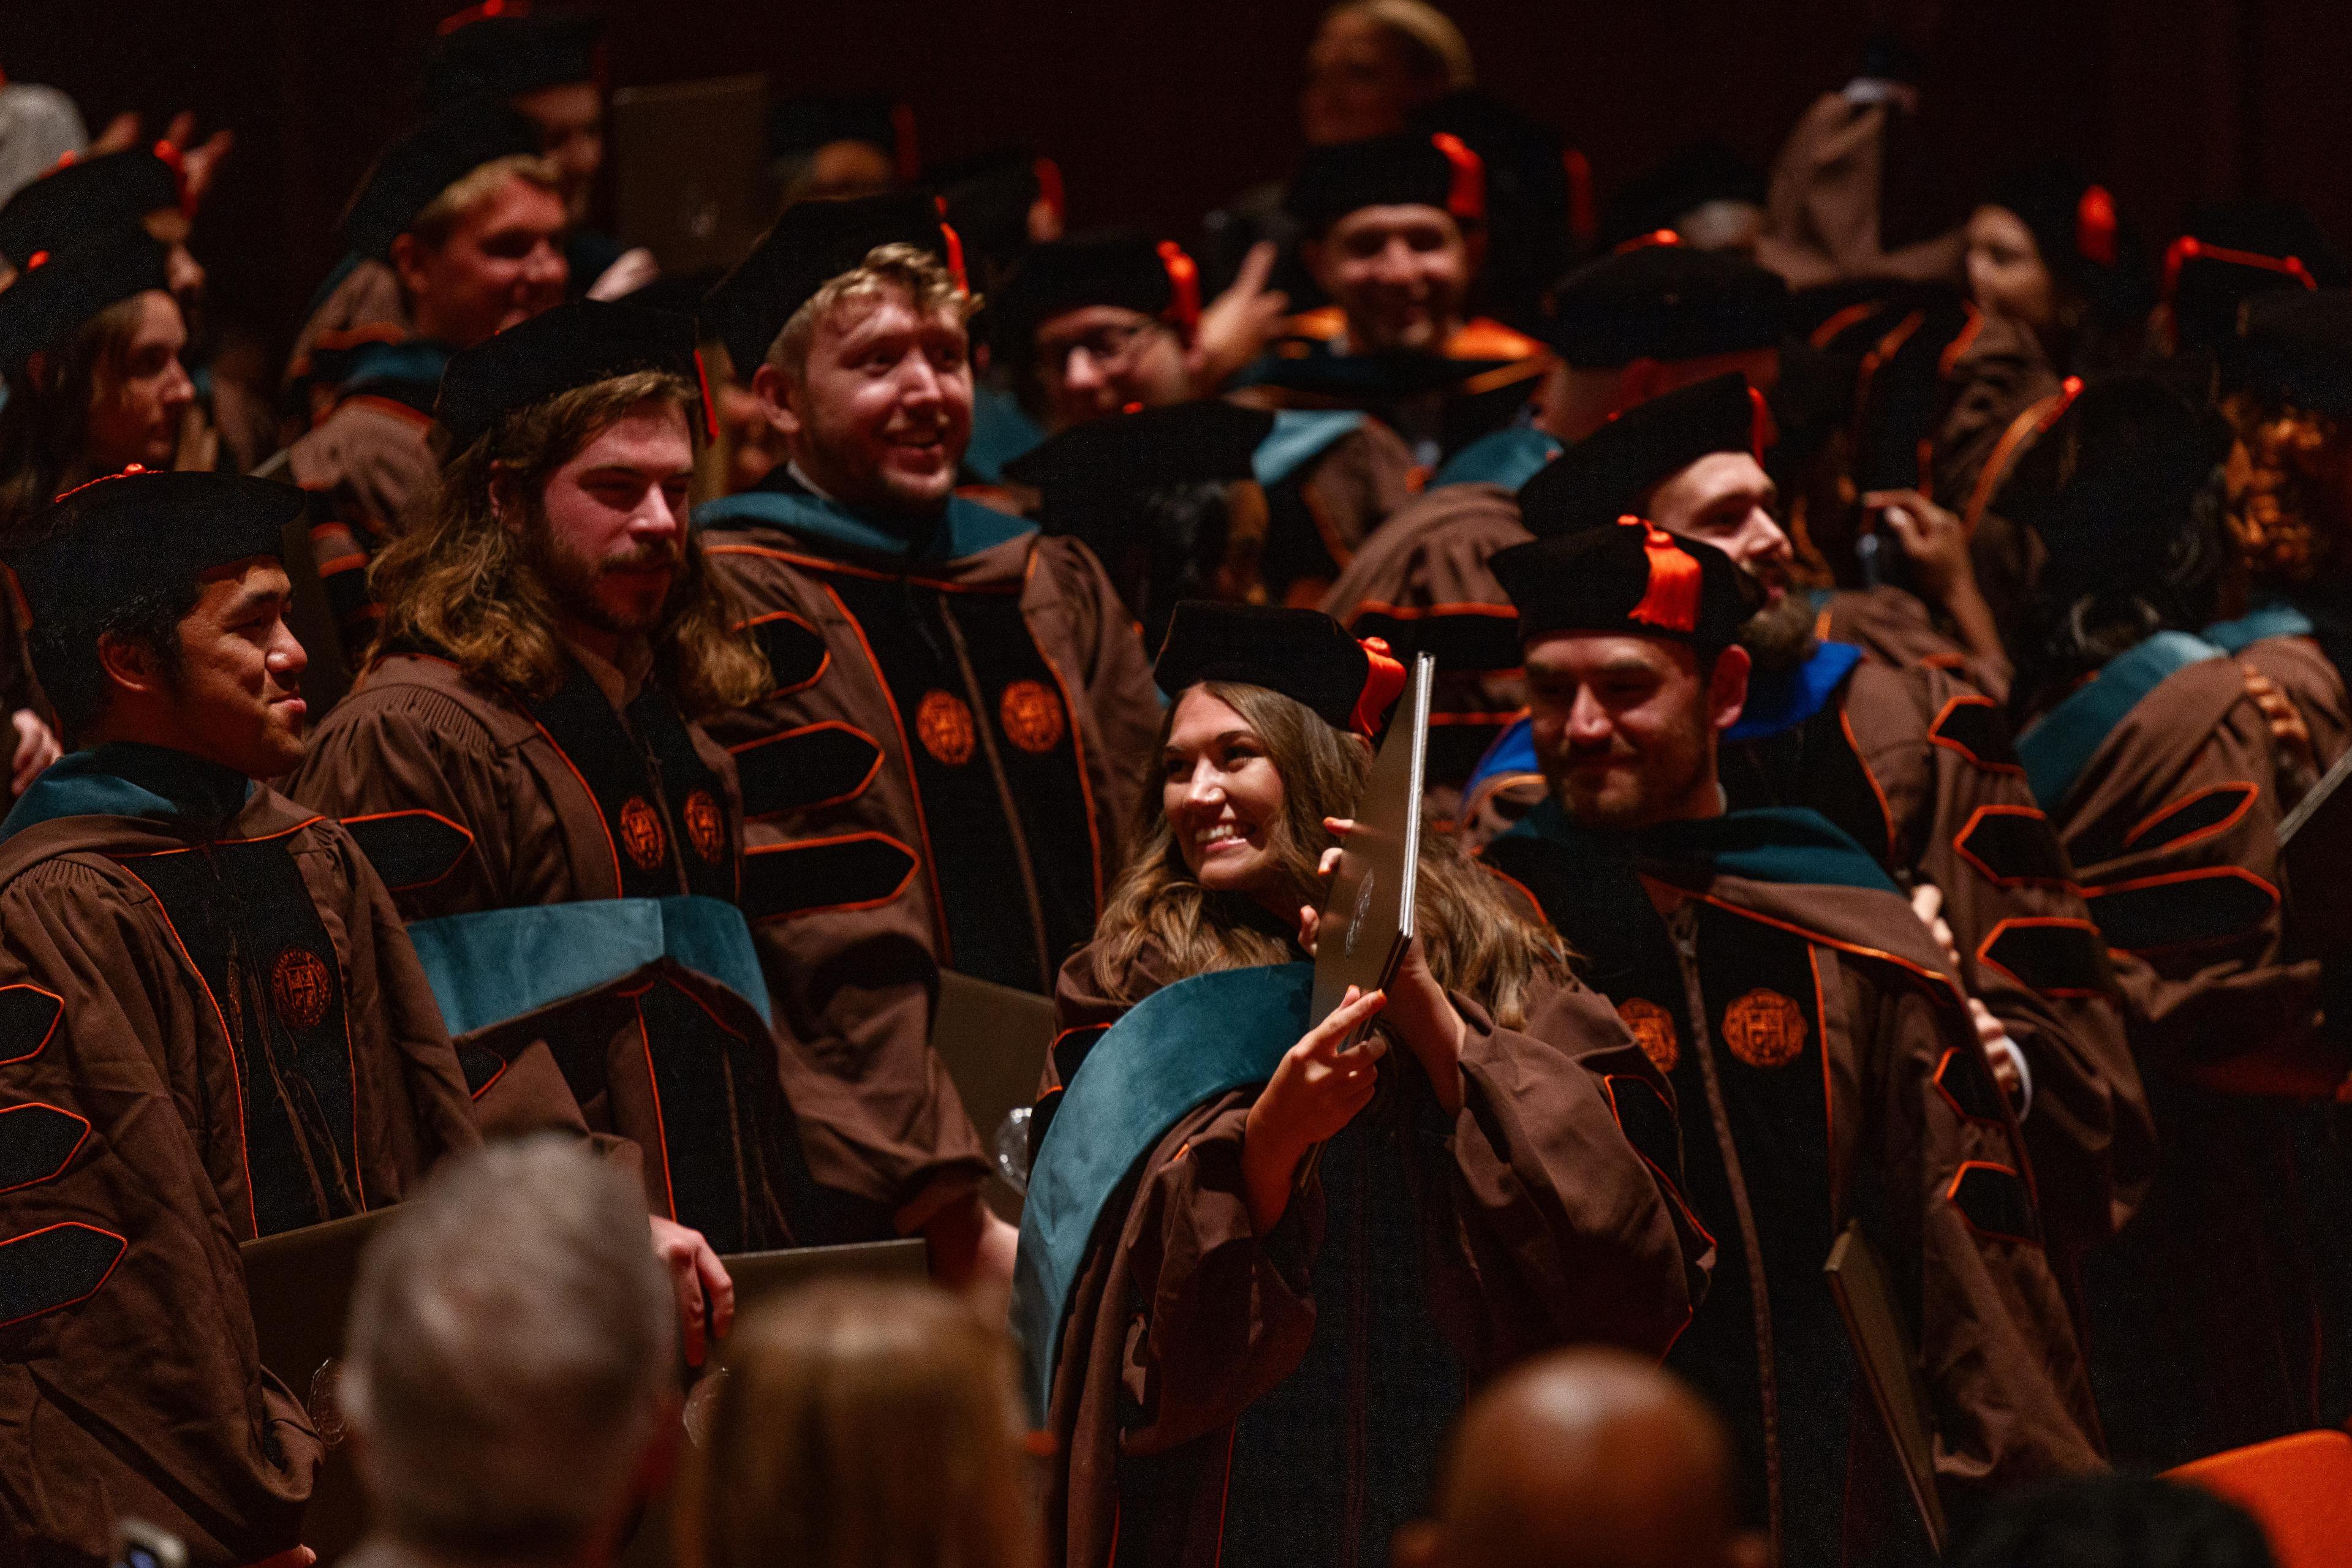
1396, 1350, 1764, 1568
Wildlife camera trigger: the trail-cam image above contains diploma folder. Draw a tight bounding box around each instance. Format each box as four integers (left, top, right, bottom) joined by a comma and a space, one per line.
2278, 742, 2352, 962
1311, 653, 1436, 1027
1824, 1220, 1948, 1553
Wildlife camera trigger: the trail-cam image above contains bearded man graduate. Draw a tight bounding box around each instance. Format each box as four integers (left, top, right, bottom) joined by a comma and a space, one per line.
692, 196, 1159, 1193
0, 470, 480, 1567
1480, 521, 2101, 1564
287, 301, 1005, 1286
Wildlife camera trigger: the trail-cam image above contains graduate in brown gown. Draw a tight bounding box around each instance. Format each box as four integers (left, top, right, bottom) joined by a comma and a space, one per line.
285, 301, 1004, 1283
284, 102, 569, 666
1235, 130, 1550, 471
981, 233, 1412, 605
1321, 243, 1787, 785
0, 470, 480, 1567
2006, 374, 2344, 1467
692, 197, 1160, 1196
1016, 603, 1707, 1568
1481, 524, 2101, 1566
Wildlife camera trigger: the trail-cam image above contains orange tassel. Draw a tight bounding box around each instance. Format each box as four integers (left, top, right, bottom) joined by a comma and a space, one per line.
1032, 157, 1066, 227
1562, 148, 1595, 246
932, 203, 969, 293
1157, 240, 1201, 336
690, 350, 718, 442
2075, 184, 2117, 267
1612, 228, 1682, 255
2161, 234, 2316, 306
1620, 516, 1700, 634
1431, 133, 1484, 224
1349, 636, 1409, 736
1745, 384, 1771, 459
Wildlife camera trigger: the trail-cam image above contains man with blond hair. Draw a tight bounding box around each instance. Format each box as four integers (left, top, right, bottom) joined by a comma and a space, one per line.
286, 100, 570, 665
695, 195, 1159, 1237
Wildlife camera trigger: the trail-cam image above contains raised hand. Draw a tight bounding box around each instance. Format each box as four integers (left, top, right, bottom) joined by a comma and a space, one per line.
1242, 985, 1387, 1232
1187, 240, 1290, 397
1307, 816, 1465, 1113
2242, 663, 2319, 809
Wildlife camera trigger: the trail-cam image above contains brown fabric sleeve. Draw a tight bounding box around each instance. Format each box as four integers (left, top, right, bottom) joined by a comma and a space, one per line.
1436, 993, 1705, 1363
1859, 970, 2105, 1497
1851, 665, 2153, 1246
1296, 419, 1418, 568
0, 861, 319, 1567
1032, 535, 1163, 855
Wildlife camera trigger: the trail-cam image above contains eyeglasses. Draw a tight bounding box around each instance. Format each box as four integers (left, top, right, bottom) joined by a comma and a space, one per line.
1038, 318, 1168, 376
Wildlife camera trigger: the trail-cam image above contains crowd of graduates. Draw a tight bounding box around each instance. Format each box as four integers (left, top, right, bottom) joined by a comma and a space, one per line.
0, 3, 2346, 1566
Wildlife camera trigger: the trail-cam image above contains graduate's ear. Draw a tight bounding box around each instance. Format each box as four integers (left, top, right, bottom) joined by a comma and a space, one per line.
750, 361, 803, 443
94, 627, 175, 703
388, 231, 432, 303
487, 462, 525, 536
1705, 643, 1751, 735
1391, 1518, 1445, 1568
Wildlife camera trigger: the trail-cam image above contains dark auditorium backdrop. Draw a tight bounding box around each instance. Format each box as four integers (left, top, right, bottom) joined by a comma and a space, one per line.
6, 0, 2350, 361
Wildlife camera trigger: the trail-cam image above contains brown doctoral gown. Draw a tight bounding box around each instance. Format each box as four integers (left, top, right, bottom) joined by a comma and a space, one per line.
0, 744, 478, 1567
285, 645, 982, 1246
1717, 648, 2151, 1254
1024, 938, 1708, 1568
2017, 630, 2346, 1465
1484, 802, 2103, 1564
692, 481, 1161, 1170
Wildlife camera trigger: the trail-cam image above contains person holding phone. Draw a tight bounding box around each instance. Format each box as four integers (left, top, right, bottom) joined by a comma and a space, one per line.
1019, 601, 1706, 1568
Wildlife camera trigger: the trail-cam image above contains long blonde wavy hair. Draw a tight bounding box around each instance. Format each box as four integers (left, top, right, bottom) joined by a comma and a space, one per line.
370, 371, 768, 717
1090, 680, 1567, 1028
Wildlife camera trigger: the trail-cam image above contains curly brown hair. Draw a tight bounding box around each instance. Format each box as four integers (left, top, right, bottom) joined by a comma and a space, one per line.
1090, 680, 1567, 1028
371, 371, 768, 716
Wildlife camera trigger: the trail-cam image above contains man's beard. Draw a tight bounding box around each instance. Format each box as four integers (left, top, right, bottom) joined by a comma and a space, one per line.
1545, 715, 1714, 832
519, 505, 684, 638
1738, 589, 1818, 674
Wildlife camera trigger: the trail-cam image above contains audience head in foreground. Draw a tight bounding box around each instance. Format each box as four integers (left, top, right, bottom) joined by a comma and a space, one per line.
1394, 1348, 1766, 1568
341, 1135, 677, 1567
674, 1280, 1037, 1568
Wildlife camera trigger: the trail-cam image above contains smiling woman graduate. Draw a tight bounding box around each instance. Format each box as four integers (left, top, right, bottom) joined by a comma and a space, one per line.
1015, 601, 1708, 1568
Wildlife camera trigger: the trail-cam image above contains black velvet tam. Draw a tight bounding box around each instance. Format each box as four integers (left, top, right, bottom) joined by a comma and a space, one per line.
1008, 401, 1270, 512
339, 100, 543, 260
4, 469, 301, 639
434, 300, 701, 446
1154, 601, 1392, 732
1546, 243, 1787, 368
996, 233, 1179, 345
1285, 130, 1482, 236
0, 231, 171, 379
1492, 520, 1752, 655
424, 5, 602, 107
1518, 372, 1759, 538
703, 190, 948, 374
0, 150, 181, 268
2230, 287, 2352, 417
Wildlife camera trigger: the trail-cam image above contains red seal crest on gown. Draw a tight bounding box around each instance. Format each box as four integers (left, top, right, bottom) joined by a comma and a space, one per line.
683, 788, 725, 863
619, 796, 667, 870
1616, 997, 1679, 1074
270, 948, 333, 1031
1721, 988, 1807, 1068
916, 690, 976, 765
998, 679, 1066, 754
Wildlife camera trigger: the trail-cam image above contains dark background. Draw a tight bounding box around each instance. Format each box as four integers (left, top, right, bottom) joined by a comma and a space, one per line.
7, 0, 2348, 358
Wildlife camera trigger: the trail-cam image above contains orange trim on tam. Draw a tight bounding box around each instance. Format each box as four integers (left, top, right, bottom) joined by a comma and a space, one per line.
1349, 636, 1409, 736
1745, 384, 1771, 459
1157, 241, 1201, 336
1619, 516, 1700, 634
1431, 132, 1484, 224
2162, 235, 2316, 304
690, 349, 718, 442
1613, 228, 1682, 256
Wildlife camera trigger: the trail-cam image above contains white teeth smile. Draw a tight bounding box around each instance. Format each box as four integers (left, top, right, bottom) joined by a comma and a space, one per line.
1198, 824, 1244, 846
